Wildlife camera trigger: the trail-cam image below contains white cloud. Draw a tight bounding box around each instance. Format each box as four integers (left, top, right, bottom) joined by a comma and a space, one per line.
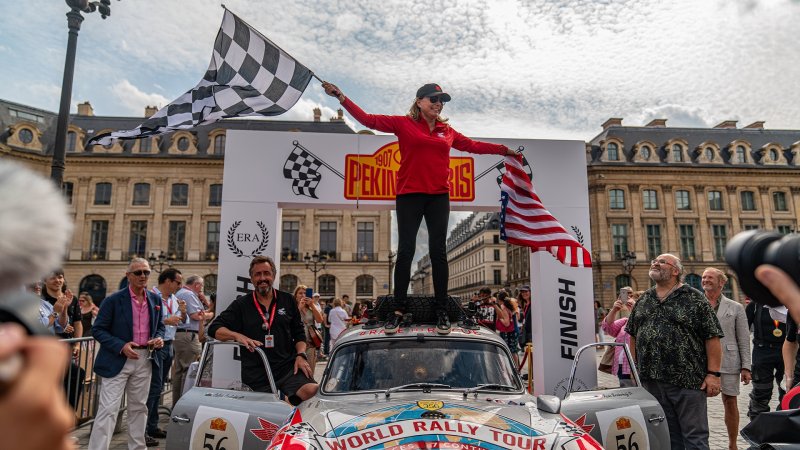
110, 80, 171, 115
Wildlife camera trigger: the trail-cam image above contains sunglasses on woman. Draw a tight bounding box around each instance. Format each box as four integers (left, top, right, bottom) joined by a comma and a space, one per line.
426, 95, 447, 104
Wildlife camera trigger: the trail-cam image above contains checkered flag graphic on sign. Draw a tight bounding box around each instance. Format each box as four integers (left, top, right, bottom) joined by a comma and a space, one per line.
494, 154, 533, 186
87, 9, 313, 147
282, 141, 344, 199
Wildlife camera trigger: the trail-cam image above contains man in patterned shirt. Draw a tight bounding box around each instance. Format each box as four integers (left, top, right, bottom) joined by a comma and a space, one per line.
626, 254, 723, 450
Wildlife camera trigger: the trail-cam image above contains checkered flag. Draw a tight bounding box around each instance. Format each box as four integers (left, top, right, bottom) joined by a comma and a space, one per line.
475, 148, 533, 186
283, 141, 344, 199
87, 8, 314, 147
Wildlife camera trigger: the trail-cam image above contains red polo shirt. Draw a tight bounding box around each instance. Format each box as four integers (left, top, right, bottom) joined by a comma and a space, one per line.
341, 98, 506, 195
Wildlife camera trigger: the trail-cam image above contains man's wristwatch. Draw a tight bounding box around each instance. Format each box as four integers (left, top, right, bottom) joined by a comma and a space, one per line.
49, 312, 59, 319
296, 352, 308, 360
706, 370, 721, 377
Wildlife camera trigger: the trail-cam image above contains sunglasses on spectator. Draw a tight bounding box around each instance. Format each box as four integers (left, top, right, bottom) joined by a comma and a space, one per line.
426, 95, 447, 104
130, 270, 151, 277
650, 259, 676, 268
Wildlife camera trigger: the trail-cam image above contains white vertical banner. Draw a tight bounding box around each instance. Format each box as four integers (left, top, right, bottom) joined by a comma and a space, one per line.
214, 200, 281, 383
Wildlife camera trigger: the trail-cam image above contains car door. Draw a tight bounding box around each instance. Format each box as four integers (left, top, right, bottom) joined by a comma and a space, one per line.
560, 342, 670, 450
167, 341, 293, 450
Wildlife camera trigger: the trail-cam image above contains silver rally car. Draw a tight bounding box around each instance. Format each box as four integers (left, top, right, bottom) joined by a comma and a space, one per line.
168, 322, 669, 450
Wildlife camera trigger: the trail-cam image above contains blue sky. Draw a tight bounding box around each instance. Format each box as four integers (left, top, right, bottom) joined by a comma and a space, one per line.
2, 0, 799, 263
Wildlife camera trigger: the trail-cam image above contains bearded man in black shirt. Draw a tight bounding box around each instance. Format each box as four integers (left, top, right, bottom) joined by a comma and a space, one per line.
208, 255, 318, 405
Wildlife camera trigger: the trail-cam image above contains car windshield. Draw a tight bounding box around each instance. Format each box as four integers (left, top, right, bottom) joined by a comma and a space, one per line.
323, 339, 521, 393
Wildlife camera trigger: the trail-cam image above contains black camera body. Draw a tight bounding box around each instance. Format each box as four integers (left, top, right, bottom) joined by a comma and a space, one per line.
725, 230, 800, 307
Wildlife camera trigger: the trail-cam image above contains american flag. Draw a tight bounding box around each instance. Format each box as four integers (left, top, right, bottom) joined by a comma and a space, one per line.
87, 9, 313, 147
499, 155, 592, 268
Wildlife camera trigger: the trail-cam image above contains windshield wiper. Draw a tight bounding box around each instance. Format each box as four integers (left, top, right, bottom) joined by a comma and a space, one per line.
462, 383, 518, 398
385, 383, 451, 398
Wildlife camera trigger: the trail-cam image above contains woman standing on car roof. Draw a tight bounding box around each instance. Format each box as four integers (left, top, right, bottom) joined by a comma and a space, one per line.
323, 81, 519, 335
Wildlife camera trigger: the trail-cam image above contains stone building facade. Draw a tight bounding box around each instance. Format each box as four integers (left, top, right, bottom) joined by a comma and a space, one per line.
0, 98, 392, 303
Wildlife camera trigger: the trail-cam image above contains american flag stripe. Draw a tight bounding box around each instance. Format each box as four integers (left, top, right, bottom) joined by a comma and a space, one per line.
500, 154, 592, 268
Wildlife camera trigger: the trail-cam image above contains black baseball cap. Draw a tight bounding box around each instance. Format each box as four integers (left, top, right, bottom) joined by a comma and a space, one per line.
519, 285, 531, 292
416, 83, 451, 102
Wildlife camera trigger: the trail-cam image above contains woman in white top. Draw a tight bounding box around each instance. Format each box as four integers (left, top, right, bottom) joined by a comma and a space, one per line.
328, 298, 351, 350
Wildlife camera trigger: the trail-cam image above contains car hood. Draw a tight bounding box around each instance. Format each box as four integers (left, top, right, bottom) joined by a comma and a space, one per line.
275, 394, 601, 450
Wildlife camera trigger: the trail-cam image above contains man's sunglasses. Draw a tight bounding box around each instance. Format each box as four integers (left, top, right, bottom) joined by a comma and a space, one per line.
426, 95, 447, 104
130, 270, 151, 277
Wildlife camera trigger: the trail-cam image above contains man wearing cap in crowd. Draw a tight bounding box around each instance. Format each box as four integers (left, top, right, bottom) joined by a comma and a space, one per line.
322, 80, 519, 335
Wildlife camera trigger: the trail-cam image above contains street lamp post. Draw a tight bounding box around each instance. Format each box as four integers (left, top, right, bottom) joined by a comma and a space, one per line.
387, 251, 396, 295
148, 251, 175, 273
51, 0, 115, 186
304, 251, 327, 292
621, 251, 637, 275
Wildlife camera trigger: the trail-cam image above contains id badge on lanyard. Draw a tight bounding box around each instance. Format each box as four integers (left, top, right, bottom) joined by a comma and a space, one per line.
254, 291, 277, 348
264, 334, 275, 348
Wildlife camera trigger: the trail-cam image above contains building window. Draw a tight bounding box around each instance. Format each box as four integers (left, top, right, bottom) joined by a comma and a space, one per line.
607, 143, 619, 161
281, 221, 299, 261
357, 222, 374, 261
705, 147, 714, 161
140, 137, 152, 153
493, 269, 502, 285
128, 221, 147, 258
643, 189, 659, 210
168, 221, 186, 260
773, 191, 788, 211
18, 128, 33, 144
356, 275, 374, 297
615, 275, 631, 292
208, 184, 222, 207
320, 221, 337, 260
672, 144, 683, 162
769, 149, 779, 161
62, 182, 73, 204
203, 274, 217, 296
94, 182, 112, 205
685, 274, 702, 291
611, 224, 628, 259
740, 191, 756, 211
493, 234, 500, 244
9, 109, 45, 123
778, 225, 793, 235
743, 224, 760, 231
675, 190, 691, 210
646, 224, 662, 260
171, 183, 189, 206
708, 190, 723, 211
736, 145, 747, 163
67, 131, 77, 152
640, 145, 651, 161
712, 224, 727, 261
280, 275, 298, 293
132, 183, 150, 206
493, 249, 501, 261
213, 134, 226, 155
679, 224, 696, 260
609, 189, 625, 209
206, 221, 220, 257
177, 136, 190, 151
90, 220, 109, 260
318, 274, 336, 296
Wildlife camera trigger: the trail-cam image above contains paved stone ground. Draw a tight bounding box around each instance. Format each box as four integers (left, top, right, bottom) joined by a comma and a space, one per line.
72, 352, 779, 450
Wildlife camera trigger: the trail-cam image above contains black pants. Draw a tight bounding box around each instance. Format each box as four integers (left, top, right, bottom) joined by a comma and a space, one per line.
146, 340, 174, 433
748, 343, 785, 419
394, 193, 449, 310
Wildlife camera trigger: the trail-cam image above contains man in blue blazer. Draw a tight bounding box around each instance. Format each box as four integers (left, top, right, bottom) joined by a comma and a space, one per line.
89, 258, 166, 450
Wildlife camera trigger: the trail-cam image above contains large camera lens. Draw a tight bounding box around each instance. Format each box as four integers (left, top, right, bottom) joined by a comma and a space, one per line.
725, 230, 800, 307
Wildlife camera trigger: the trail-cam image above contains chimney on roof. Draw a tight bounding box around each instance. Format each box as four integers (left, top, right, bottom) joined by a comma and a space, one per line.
744, 121, 765, 130
601, 118, 623, 130
330, 108, 344, 123
645, 118, 667, 127
713, 120, 738, 129
144, 105, 158, 118
77, 101, 94, 117
313, 107, 321, 122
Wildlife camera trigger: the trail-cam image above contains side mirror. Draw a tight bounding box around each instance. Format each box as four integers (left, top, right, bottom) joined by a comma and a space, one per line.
536, 395, 561, 415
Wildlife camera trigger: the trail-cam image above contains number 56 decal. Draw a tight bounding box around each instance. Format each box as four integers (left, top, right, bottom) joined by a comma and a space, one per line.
595, 406, 650, 450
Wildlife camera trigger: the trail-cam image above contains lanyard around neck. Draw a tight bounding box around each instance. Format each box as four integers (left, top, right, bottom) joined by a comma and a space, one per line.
252, 290, 277, 332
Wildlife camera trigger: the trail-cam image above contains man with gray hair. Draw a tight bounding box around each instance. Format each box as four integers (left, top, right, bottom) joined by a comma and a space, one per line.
702, 267, 751, 450
626, 254, 723, 449
172, 274, 212, 405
